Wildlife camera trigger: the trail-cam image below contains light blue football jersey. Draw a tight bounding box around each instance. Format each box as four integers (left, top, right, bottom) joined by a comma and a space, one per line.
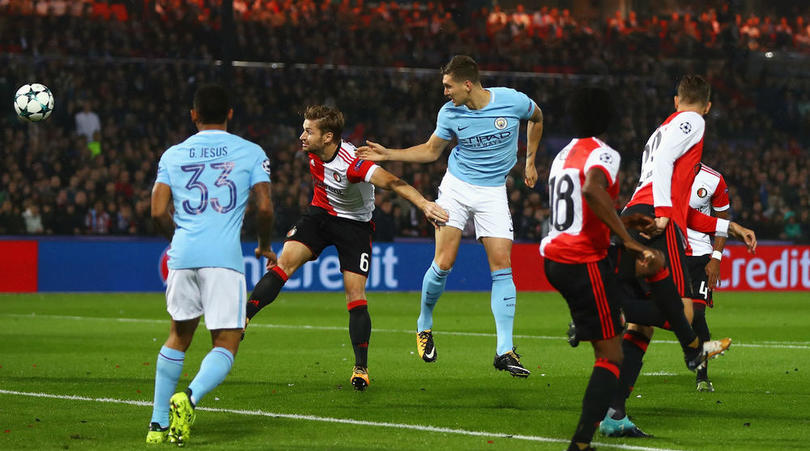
155, 130, 271, 273
434, 87, 536, 186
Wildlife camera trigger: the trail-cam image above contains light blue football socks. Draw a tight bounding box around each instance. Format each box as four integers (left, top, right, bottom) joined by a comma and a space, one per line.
417, 261, 451, 332
151, 346, 185, 427
187, 347, 234, 405
491, 268, 516, 356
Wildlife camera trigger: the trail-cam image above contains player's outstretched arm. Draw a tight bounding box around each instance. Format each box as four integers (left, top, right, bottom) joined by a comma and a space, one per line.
251, 181, 277, 267
524, 105, 544, 188
356, 134, 450, 163
151, 182, 175, 241
369, 167, 449, 227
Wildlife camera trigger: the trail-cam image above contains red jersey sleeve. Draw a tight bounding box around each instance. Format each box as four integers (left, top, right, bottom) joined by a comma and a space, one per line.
346, 158, 378, 183
712, 175, 730, 211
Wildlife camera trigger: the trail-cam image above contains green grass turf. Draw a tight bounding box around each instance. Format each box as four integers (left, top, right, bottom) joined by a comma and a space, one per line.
1, 291, 808, 450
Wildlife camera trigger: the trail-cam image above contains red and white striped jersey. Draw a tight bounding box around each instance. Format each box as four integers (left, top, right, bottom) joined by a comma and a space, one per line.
309, 141, 378, 222
540, 137, 621, 264
626, 111, 705, 238
687, 164, 730, 256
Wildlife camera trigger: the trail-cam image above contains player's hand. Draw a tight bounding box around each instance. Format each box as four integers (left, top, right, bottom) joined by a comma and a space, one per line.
705, 257, 721, 289
625, 240, 664, 277
622, 213, 656, 235
652, 216, 669, 236
524, 164, 538, 189
356, 141, 390, 162
255, 247, 278, 269
729, 222, 757, 254
422, 202, 449, 228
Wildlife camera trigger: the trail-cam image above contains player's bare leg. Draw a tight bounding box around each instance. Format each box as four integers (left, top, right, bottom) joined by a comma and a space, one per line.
481, 236, 528, 377
344, 271, 372, 390
416, 226, 462, 362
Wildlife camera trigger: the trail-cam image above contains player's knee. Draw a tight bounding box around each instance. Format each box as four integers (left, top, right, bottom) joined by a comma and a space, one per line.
433, 258, 455, 272
626, 323, 654, 339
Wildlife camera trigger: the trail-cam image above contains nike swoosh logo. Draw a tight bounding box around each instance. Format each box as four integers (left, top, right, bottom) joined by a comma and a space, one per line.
457, 125, 469, 131
504, 297, 515, 301
424, 347, 435, 359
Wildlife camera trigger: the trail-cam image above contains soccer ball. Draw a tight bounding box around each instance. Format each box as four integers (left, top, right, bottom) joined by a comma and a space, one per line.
14, 83, 54, 122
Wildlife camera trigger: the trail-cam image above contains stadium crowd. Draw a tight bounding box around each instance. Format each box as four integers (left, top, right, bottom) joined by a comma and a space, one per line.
1, 1, 809, 243
3, 0, 810, 72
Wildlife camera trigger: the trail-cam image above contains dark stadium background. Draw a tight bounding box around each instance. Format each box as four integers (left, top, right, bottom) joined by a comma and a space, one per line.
1, 0, 808, 245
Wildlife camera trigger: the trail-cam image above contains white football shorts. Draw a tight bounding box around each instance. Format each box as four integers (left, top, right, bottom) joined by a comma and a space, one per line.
165, 267, 246, 330
436, 172, 514, 240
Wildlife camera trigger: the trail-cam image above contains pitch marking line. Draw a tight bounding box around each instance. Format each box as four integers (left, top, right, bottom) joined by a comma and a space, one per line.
0, 389, 686, 451
5, 313, 810, 350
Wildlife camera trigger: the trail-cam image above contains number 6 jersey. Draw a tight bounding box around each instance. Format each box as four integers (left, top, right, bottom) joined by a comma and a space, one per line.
156, 129, 271, 272
540, 137, 621, 264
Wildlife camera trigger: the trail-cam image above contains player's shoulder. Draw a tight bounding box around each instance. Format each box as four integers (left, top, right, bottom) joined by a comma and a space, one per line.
665, 110, 705, 135
585, 138, 620, 166
334, 141, 358, 165
699, 163, 723, 179
490, 86, 522, 96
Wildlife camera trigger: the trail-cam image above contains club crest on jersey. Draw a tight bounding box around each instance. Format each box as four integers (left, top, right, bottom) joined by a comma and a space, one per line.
494, 117, 508, 130
679, 121, 692, 134
287, 226, 297, 237
333, 172, 342, 182
697, 187, 708, 198
262, 158, 271, 175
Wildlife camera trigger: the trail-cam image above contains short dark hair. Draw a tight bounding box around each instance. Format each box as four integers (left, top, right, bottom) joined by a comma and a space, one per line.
676, 75, 711, 106
566, 87, 615, 138
193, 84, 230, 124
304, 105, 344, 144
441, 55, 480, 84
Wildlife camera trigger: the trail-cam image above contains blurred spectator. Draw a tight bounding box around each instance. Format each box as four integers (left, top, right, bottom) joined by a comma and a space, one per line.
75, 101, 101, 141
22, 202, 44, 234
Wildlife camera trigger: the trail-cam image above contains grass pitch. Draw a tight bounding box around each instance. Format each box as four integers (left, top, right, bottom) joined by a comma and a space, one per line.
1, 291, 808, 450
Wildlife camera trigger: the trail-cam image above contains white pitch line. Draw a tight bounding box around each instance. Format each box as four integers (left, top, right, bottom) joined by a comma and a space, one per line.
0, 389, 686, 451
4, 313, 810, 350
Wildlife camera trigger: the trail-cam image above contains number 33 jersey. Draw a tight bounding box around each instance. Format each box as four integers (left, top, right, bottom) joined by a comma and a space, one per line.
156, 130, 271, 272
540, 137, 621, 264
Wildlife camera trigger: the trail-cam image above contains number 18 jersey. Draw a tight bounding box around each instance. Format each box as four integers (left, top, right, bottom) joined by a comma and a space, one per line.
156, 130, 271, 273
540, 137, 621, 264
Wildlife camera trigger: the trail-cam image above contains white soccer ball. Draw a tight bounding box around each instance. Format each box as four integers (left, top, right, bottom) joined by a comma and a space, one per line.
14, 83, 54, 122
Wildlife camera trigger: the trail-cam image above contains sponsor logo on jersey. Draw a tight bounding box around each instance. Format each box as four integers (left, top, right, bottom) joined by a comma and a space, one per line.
459, 131, 512, 149
679, 121, 692, 134
457, 125, 470, 131
287, 226, 297, 237
333, 172, 342, 182
494, 117, 508, 130
697, 187, 708, 198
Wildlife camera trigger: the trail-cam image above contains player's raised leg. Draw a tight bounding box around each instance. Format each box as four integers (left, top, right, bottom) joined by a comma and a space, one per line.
244, 240, 313, 334
417, 225, 461, 362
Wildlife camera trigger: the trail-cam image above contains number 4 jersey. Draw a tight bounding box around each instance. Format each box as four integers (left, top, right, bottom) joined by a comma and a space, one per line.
156, 130, 271, 272
540, 137, 621, 264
